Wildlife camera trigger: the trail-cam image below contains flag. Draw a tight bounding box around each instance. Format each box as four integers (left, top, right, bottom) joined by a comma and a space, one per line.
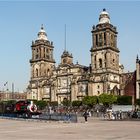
4, 82, 8, 86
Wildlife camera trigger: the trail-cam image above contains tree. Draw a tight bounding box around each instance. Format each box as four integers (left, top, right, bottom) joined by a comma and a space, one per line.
98, 93, 117, 106
36, 100, 48, 110
82, 96, 97, 107
72, 100, 82, 107
49, 101, 58, 107
61, 99, 71, 107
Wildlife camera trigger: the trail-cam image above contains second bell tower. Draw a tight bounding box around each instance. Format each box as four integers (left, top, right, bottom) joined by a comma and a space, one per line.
90, 9, 120, 95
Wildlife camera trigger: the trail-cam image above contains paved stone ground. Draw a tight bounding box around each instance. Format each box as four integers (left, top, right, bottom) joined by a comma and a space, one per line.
0, 117, 140, 140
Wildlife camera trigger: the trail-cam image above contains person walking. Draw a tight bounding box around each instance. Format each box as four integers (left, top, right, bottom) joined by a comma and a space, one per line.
83, 110, 89, 122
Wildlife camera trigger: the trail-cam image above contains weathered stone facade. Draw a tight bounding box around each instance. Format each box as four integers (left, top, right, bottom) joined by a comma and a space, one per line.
27, 9, 138, 103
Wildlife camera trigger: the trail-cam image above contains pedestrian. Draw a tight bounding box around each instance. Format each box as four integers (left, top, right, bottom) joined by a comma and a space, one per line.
66, 111, 71, 122
83, 110, 89, 122
88, 110, 91, 117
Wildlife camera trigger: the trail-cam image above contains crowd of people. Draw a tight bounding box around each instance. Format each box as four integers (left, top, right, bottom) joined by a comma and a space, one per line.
43, 105, 140, 122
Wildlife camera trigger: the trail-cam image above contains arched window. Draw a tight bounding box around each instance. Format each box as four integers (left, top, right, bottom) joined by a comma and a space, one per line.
104, 32, 106, 45
104, 53, 107, 59
94, 55, 96, 68
44, 48, 46, 58
36, 68, 38, 77
99, 59, 102, 68
96, 34, 98, 46
99, 34, 102, 46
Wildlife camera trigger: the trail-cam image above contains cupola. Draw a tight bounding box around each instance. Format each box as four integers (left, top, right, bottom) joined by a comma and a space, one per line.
37, 24, 48, 40
99, 9, 110, 24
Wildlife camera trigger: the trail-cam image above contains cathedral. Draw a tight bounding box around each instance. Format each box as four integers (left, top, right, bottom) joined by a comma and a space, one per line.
27, 9, 139, 103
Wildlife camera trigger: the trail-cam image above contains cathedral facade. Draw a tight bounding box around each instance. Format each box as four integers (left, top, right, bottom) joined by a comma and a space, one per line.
27, 9, 138, 103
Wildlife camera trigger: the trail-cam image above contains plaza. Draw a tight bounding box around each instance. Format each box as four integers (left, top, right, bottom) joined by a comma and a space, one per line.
0, 117, 140, 140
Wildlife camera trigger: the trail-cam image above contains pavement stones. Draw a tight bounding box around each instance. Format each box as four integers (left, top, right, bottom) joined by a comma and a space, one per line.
0, 117, 140, 140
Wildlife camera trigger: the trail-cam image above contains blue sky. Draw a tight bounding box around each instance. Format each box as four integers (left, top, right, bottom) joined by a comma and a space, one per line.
0, 1, 140, 92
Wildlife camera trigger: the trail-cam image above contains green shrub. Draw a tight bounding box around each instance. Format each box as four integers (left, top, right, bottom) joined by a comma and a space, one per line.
49, 101, 58, 107
72, 100, 82, 107
61, 99, 71, 107
36, 100, 48, 110
82, 96, 97, 107
98, 93, 117, 106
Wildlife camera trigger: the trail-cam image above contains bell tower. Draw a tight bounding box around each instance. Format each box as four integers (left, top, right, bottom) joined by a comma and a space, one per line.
28, 25, 55, 100
61, 50, 73, 65
90, 9, 120, 95
30, 25, 55, 79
